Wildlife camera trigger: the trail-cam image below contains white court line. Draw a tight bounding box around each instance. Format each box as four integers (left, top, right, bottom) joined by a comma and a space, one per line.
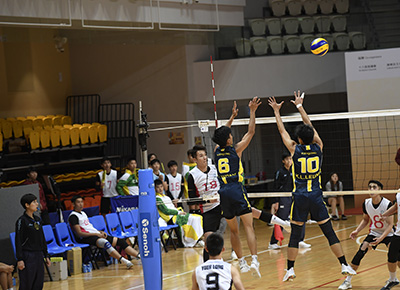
125, 224, 358, 290
355, 235, 388, 253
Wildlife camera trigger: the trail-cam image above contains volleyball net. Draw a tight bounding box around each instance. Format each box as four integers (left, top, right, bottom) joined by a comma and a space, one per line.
148, 108, 400, 199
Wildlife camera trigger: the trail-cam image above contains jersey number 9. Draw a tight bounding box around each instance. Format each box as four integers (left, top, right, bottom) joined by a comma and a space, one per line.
206, 273, 219, 289
218, 158, 230, 174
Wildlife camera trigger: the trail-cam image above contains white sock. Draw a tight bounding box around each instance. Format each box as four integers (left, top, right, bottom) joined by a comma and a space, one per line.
271, 215, 288, 227
251, 255, 258, 262
345, 276, 352, 283
120, 257, 129, 265
239, 257, 246, 264
390, 272, 397, 281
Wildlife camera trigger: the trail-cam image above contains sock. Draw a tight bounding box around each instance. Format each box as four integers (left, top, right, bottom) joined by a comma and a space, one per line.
251, 255, 258, 262
390, 272, 397, 281
271, 215, 289, 227
120, 257, 129, 265
338, 255, 347, 266
287, 260, 295, 270
345, 276, 352, 283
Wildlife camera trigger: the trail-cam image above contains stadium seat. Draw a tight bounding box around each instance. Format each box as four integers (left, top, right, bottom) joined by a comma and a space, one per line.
63, 124, 73, 129
55, 223, 90, 249
270, 0, 287, 17
349, 31, 366, 50
32, 118, 43, 129
333, 32, 350, 50
52, 116, 63, 127
88, 125, 99, 143
118, 211, 138, 238
300, 34, 315, 52
59, 128, 70, 146
29, 130, 40, 150
333, 0, 349, 14
70, 127, 80, 146
316, 33, 334, 49
1, 120, 12, 139
37, 115, 46, 119
314, 16, 332, 32
98, 125, 107, 143
266, 18, 282, 35
89, 216, 109, 234
284, 35, 302, 53
6, 117, 16, 121
282, 17, 299, 34
106, 213, 130, 239
249, 19, 267, 36
50, 128, 60, 148
40, 130, 50, 149
26, 116, 35, 120
42, 225, 73, 255
302, 0, 318, 15
12, 120, 23, 138
73, 124, 81, 128
16, 117, 26, 121
319, 0, 334, 14
300, 16, 315, 33
235, 38, 251, 57
79, 126, 89, 145
250, 37, 269, 55
0, 132, 3, 152
62, 116, 72, 125
43, 117, 53, 129
22, 119, 33, 130
267, 36, 284, 54
331, 15, 347, 32
286, 0, 302, 16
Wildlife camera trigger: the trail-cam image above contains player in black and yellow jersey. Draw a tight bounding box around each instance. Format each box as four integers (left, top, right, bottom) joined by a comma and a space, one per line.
268, 90, 356, 282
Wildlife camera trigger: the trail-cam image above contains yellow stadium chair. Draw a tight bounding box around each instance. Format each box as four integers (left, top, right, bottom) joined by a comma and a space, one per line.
12, 120, 23, 138
92, 122, 101, 126
6, 117, 16, 121
70, 127, 80, 146
0, 132, 3, 152
43, 117, 53, 129
40, 130, 50, 149
63, 124, 72, 129
29, 131, 40, 150
52, 116, 63, 127
82, 123, 91, 127
36, 115, 46, 119
32, 118, 43, 129
62, 116, 72, 125
98, 125, 107, 143
22, 119, 33, 130
88, 125, 99, 143
46, 115, 55, 118
2, 120, 13, 139
79, 126, 89, 145
54, 125, 62, 130
0, 118, 3, 133
16, 117, 26, 121
59, 128, 70, 146
73, 124, 81, 128
26, 116, 35, 120
50, 128, 60, 148
23, 127, 33, 138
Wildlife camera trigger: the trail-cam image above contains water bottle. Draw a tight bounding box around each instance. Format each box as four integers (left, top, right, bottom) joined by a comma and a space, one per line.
116, 224, 122, 236
82, 263, 88, 273
88, 262, 92, 272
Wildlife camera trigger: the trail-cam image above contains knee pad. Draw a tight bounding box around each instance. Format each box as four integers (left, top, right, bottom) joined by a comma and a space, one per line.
288, 224, 303, 248
319, 221, 340, 246
351, 247, 368, 266
116, 238, 129, 250
97, 238, 115, 254
259, 211, 273, 223
388, 246, 399, 263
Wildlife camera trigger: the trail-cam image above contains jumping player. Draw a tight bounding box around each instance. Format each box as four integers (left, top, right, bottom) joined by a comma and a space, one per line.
268, 91, 356, 281
339, 180, 394, 290
192, 233, 245, 290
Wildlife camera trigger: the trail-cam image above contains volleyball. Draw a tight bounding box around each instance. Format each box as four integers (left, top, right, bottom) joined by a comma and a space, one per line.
310, 38, 329, 56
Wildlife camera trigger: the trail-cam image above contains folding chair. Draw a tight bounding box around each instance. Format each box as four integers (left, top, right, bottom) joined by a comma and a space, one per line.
106, 213, 131, 239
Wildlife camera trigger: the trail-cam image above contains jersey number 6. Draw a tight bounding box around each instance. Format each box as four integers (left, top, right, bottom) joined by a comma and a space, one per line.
218, 158, 230, 174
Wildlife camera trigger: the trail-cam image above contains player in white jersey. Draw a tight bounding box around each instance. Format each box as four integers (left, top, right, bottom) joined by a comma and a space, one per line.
380, 186, 400, 290
192, 233, 245, 290
96, 158, 121, 216
339, 180, 394, 290
166, 160, 185, 208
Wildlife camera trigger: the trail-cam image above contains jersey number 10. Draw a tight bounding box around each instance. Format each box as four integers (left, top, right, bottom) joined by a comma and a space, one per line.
298, 156, 320, 174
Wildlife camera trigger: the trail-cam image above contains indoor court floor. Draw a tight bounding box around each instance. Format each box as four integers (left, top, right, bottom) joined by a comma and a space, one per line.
43, 215, 392, 290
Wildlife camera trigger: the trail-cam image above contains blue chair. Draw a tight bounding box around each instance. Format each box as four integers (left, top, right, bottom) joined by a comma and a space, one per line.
43, 225, 73, 255
155, 211, 179, 252
89, 216, 109, 234
10, 232, 53, 281
118, 212, 138, 238
105, 213, 128, 239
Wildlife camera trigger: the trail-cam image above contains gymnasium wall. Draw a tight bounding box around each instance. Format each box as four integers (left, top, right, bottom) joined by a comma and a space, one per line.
0, 27, 72, 118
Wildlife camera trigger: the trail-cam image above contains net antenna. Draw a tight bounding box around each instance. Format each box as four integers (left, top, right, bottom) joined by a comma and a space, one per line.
210, 56, 218, 128
138, 101, 150, 168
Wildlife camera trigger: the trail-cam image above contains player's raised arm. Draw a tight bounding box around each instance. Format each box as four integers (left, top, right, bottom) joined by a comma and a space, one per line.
225, 101, 239, 128
291, 90, 323, 150
235, 97, 261, 157
268, 97, 296, 155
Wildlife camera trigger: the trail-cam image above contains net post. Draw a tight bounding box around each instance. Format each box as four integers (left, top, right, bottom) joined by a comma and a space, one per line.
138, 169, 162, 290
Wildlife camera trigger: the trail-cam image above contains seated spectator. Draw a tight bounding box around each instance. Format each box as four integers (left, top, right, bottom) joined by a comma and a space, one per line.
155, 180, 203, 248
325, 172, 346, 221
150, 159, 168, 192
117, 157, 139, 196
68, 196, 140, 269
0, 262, 14, 290
147, 153, 157, 168
166, 160, 185, 208
22, 167, 50, 225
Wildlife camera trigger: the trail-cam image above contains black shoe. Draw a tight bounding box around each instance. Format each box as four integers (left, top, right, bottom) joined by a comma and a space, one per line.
381, 280, 400, 290
341, 215, 347, 220
331, 215, 339, 221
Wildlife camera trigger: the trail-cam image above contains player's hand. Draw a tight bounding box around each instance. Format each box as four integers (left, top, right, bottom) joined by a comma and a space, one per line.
17, 260, 25, 271
6, 265, 14, 273
101, 182, 105, 188
159, 175, 164, 181
290, 90, 304, 107
46, 257, 51, 267
349, 230, 358, 240
379, 214, 387, 221
268, 96, 284, 111
248, 97, 262, 112
172, 199, 179, 207
369, 237, 381, 247
231, 101, 239, 118
98, 231, 107, 238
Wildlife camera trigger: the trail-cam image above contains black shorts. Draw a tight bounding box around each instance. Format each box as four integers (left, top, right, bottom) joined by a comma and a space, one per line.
291, 190, 330, 222
78, 234, 114, 246
219, 182, 252, 220
100, 197, 112, 215
363, 234, 391, 249
388, 235, 400, 263
203, 205, 223, 233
